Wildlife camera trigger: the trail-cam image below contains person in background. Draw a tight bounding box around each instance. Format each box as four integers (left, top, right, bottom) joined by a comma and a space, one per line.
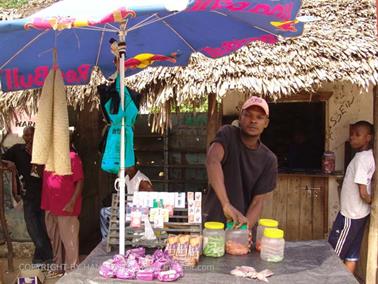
1, 126, 53, 265
204, 96, 278, 229
328, 121, 375, 274
41, 128, 84, 274
100, 166, 152, 239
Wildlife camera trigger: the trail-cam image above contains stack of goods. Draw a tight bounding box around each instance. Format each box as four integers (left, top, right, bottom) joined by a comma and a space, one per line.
187, 192, 202, 224
99, 247, 184, 282
165, 234, 202, 267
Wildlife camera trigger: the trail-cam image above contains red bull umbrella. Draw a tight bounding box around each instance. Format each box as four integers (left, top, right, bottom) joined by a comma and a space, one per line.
0, 0, 305, 255
0, 0, 304, 92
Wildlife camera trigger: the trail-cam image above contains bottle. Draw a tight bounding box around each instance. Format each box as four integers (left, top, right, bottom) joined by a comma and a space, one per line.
260, 228, 285, 262
256, 219, 279, 251
202, 222, 225, 257
322, 151, 335, 174
225, 222, 249, 255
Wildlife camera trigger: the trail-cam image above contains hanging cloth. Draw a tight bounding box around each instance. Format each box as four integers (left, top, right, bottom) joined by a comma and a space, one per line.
32, 67, 71, 175
98, 75, 139, 174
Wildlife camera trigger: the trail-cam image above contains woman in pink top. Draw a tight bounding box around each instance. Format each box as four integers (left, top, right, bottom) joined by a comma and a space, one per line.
41, 130, 84, 272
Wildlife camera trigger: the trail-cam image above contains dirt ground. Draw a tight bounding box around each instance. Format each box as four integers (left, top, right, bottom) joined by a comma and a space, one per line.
0, 257, 60, 284
0, 242, 87, 284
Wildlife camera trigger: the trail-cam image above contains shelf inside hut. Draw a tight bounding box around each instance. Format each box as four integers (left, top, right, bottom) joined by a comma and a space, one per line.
223, 101, 326, 173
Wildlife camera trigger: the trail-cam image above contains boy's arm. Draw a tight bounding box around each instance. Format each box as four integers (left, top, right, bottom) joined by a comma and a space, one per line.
63, 180, 83, 213
358, 184, 371, 204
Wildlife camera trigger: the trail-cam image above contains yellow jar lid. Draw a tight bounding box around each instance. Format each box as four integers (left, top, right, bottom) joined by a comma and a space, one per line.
258, 218, 279, 227
204, 222, 224, 230
264, 228, 284, 239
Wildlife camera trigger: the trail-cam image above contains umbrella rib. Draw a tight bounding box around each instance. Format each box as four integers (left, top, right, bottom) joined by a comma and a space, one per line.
215, 10, 281, 38
128, 13, 159, 31
0, 30, 49, 69
96, 27, 105, 66
75, 26, 118, 33
127, 12, 181, 32
158, 16, 196, 53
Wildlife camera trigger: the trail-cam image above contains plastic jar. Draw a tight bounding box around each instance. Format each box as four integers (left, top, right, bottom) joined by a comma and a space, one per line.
202, 222, 225, 257
225, 222, 249, 255
255, 219, 279, 252
260, 228, 285, 262
322, 151, 335, 174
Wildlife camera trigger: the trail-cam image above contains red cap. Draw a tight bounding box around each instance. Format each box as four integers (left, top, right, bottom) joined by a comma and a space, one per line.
242, 96, 269, 116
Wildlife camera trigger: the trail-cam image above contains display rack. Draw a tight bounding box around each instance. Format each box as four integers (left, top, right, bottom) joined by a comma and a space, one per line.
106, 192, 202, 252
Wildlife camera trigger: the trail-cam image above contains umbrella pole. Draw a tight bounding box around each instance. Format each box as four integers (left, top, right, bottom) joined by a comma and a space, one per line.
118, 21, 127, 255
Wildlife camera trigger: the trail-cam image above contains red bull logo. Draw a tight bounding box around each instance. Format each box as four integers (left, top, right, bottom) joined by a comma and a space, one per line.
125, 53, 177, 69
2, 64, 91, 91
271, 20, 299, 32
201, 34, 277, 58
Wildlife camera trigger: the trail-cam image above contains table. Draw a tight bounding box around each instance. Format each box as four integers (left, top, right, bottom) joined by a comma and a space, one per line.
57, 240, 358, 284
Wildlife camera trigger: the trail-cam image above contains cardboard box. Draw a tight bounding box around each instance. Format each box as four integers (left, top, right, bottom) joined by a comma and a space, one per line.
16, 269, 45, 284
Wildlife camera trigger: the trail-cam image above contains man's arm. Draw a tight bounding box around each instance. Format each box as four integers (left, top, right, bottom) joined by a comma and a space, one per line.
206, 142, 248, 226
358, 184, 371, 204
139, 180, 153, 191
246, 193, 270, 229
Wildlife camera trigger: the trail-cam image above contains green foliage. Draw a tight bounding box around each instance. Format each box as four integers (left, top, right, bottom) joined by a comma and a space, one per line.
173, 99, 208, 113
0, 0, 27, 9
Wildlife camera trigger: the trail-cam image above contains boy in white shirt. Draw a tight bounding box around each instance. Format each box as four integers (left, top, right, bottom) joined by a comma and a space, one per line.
328, 121, 375, 274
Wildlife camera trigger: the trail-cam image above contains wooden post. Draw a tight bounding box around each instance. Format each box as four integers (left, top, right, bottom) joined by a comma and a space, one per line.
207, 93, 220, 149
366, 86, 378, 283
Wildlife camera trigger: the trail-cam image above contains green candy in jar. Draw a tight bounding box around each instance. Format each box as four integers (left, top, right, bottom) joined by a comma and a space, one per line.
203, 222, 225, 257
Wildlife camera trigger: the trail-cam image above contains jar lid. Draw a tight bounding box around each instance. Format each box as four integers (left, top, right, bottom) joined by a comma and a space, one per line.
263, 228, 284, 239
226, 221, 248, 230
258, 218, 279, 227
204, 221, 224, 230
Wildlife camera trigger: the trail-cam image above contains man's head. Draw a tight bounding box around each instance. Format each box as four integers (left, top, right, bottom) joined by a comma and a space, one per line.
239, 96, 270, 138
22, 126, 35, 145
350, 120, 374, 150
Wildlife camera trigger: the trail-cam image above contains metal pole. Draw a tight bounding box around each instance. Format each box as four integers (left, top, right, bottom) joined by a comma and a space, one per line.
118, 20, 127, 255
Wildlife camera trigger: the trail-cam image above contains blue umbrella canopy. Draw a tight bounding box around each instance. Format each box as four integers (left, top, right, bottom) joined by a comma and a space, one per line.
0, 0, 304, 92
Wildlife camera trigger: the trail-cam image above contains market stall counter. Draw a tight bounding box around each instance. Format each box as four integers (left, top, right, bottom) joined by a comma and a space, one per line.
57, 240, 357, 284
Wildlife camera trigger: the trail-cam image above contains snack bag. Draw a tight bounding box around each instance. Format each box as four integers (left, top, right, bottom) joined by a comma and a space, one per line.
176, 235, 190, 258
187, 235, 202, 266
165, 235, 179, 257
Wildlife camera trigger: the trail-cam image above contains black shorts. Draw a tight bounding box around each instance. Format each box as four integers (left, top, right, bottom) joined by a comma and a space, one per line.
328, 212, 369, 261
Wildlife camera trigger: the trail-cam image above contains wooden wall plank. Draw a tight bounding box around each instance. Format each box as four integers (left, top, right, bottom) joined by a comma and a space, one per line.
299, 177, 313, 240
272, 176, 288, 233
260, 191, 273, 219
286, 177, 301, 240
312, 177, 326, 239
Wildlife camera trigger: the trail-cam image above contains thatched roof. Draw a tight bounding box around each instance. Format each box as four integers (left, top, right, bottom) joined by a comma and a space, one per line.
126, 0, 378, 105
0, 0, 377, 132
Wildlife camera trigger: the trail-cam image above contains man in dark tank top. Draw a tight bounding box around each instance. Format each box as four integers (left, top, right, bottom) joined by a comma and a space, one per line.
204, 96, 278, 229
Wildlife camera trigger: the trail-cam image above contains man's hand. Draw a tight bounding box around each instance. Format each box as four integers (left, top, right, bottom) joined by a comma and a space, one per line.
63, 199, 75, 213
223, 203, 248, 227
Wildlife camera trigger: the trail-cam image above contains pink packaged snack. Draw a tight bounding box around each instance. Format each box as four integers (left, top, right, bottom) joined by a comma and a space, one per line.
99, 247, 184, 282
115, 266, 136, 279
112, 254, 127, 266
157, 270, 181, 282
99, 264, 114, 278
136, 269, 155, 281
